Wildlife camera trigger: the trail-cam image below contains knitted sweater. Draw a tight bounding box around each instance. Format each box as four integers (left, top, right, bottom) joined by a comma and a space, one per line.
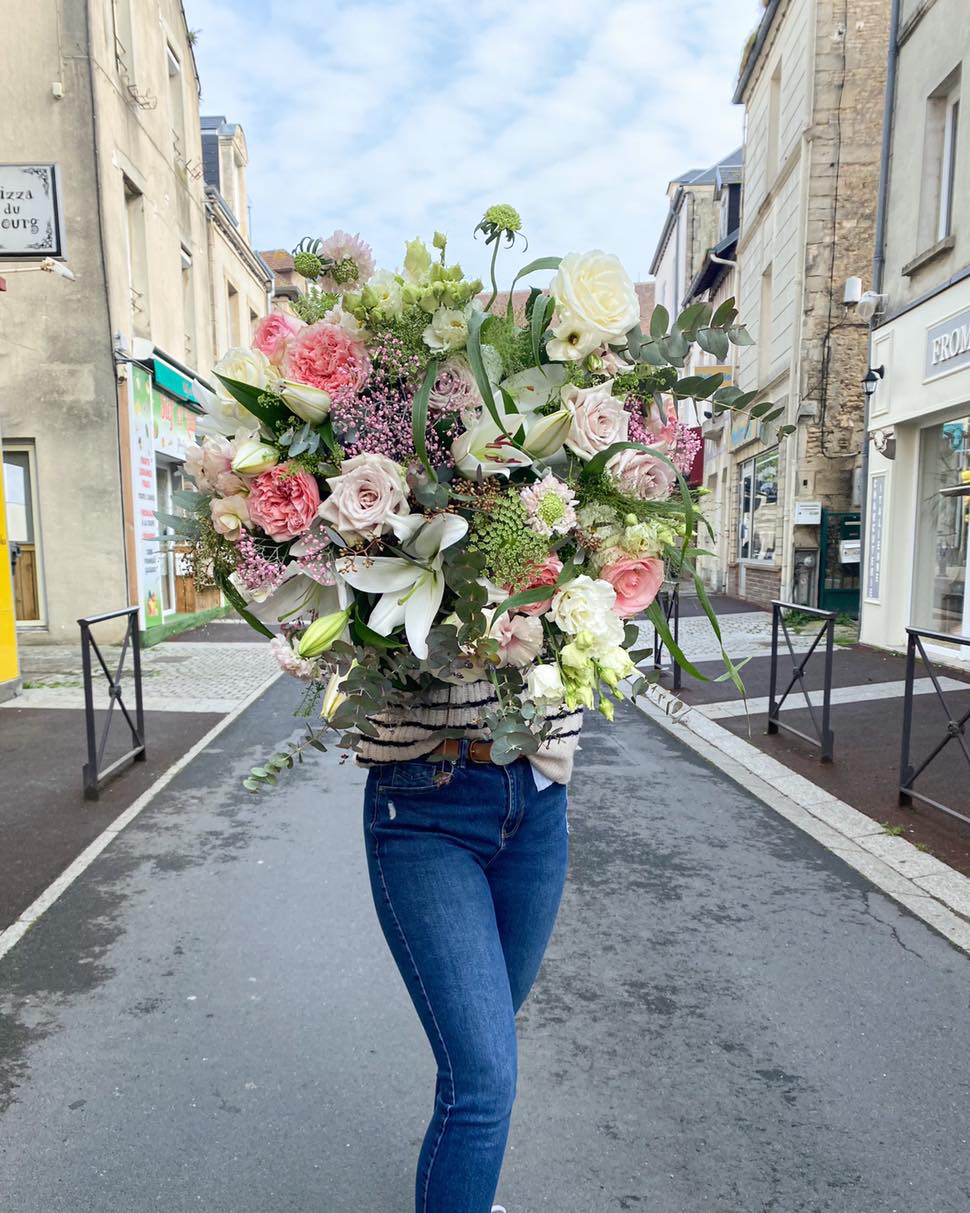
354, 679, 583, 784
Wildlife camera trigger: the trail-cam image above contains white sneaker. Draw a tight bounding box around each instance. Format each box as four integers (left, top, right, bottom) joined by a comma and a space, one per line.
491, 1207, 507, 1213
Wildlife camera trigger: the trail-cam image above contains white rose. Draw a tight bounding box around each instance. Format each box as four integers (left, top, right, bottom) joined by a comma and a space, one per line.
209, 493, 251, 541
562, 380, 630, 460
606, 447, 677, 501
527, 663, 566, 710
423, 306, 470, 353
213, 346, 279, 397
547, 251, 640, 361
549, 575, 625, 651
317, 452, 411, 543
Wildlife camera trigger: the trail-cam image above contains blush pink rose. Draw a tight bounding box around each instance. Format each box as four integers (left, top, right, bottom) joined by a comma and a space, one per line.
247, 463, 321, 542
606, 447, 677, 501
252, 312, 305, 366
599, 556, 664, 617
512, 557, 563, 617
281, 321, 370, 398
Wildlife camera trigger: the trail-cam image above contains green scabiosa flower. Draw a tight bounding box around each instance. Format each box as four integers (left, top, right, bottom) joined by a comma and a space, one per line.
293, 250, 323, 280
476, 204, 523, 245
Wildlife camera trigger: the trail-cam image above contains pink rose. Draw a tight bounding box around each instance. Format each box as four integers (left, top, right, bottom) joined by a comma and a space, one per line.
606, 447, 677, 501
317, 453, 411, 544
248, 463, 321, 542
600, 556, 664, 617
282, 321, 370, 398
512, 557, 563, 617
252, 312, 305, 366
185, 434, 250, 495
562, 379, 630, 460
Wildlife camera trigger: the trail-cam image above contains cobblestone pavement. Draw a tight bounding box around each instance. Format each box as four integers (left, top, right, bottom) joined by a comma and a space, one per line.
6, 628, 277, 714
636, 607, 831, 665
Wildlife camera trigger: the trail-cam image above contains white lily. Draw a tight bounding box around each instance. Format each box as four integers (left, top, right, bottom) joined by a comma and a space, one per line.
452, 413, 534, 479
336, 513, 468, 660
245, 566, 349, 629
500, 365, 567, 413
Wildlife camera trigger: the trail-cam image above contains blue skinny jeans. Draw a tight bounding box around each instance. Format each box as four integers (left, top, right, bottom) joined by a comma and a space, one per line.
363, 744, 570, 1213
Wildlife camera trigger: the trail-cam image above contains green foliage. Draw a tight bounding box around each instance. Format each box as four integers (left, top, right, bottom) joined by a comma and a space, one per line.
291, 286, 339, 323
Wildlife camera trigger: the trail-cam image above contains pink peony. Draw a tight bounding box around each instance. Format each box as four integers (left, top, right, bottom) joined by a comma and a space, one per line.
600, 556, 664, 617
252, 311, 305, 366
247, 463, 321, 542
282, 322, 371, 398
512, 556, 563, 617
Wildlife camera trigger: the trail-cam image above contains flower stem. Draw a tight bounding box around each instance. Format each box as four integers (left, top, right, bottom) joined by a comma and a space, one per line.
484, 239, 501, 313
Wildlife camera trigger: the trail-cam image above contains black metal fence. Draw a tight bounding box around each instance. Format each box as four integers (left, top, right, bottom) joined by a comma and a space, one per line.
652, 583, 681, 692
767, 600, 836, 763
78, 607, 146, 800
899, 627, 970, 824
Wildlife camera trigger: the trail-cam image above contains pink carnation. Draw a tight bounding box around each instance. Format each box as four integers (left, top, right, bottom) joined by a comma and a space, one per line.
247, 463, 321, 542
511, 557, 563, 617
282, 322, 370, 398
252, 311, 305, 366
600, 556, 664, 618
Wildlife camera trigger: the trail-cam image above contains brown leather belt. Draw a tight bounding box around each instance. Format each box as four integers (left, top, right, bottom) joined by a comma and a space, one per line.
424, 738, 494, 764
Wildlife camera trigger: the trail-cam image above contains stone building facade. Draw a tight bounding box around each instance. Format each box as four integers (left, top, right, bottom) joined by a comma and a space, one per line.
723, 0, 890, 609
0, 0, 270, 645
860, 0, 970, 663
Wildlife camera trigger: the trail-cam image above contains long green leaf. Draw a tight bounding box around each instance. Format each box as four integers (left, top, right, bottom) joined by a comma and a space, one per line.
531, 293, 554, 367
213, 373, 288, 430
216, 572, 275, 639
646, 599, 708, 681
511, 255, 562, 291
466, 308, 509, 435
412, 359, 438, 478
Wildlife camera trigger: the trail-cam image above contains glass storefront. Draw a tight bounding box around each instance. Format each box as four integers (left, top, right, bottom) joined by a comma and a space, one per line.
738, 447, 780, 562
913, 413, 970, 637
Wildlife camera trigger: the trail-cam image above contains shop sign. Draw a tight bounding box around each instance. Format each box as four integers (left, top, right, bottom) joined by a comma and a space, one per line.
926, 307, 970, 381
0, 164, 65, 258
153, 392, 197, 460
866, 474, 885, 601
128, 366, 164, 629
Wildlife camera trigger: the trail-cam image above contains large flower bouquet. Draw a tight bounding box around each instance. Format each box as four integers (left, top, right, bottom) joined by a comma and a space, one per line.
166, 207, 780, 789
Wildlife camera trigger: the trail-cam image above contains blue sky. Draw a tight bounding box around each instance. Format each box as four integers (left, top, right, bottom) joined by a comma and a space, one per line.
186, 0, 763, 284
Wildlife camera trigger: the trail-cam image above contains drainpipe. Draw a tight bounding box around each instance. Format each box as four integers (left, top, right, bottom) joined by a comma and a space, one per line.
859, 0, 901, 630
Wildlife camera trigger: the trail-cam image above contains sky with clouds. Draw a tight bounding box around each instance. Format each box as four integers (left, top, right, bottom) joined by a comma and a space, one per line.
186, 0, 763, 284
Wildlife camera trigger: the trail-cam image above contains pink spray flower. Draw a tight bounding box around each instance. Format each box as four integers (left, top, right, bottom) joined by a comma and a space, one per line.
282, 322, 371, 398
247, 463, 321, 542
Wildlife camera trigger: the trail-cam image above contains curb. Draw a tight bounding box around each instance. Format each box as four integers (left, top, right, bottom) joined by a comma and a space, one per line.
628, 681, 970, 956
0, 670, 282, 964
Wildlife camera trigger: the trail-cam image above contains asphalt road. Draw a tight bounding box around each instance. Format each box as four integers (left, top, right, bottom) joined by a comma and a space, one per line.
1, 677, 969, 1212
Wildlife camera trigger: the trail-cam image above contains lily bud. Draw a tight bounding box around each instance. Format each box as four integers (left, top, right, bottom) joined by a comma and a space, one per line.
296, 608, 351, 659
320, 659, 357, 721
280, 380, 332, 426
231, 438, 279, 476
521, 408, 572, 458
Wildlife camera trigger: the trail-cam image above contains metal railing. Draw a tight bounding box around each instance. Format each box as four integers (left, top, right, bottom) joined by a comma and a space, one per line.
767, 600, 836, 763
899, 627, 970, 824
652, 583, 681, 692
78, 607, 146, 800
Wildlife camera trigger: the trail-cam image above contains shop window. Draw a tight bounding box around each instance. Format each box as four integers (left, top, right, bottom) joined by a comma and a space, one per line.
2, 445, 45, 624
737, 447, 779, 563
913, 415, 970, 637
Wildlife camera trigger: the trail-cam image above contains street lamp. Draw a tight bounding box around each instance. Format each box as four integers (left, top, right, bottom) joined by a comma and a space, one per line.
862, 365, 884, 398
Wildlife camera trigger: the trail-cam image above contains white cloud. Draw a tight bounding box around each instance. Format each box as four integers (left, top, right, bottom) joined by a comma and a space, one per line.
186, 0, 763, 283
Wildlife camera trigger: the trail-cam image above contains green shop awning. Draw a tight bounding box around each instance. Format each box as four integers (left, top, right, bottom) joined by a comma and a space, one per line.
151, 354, 198, 405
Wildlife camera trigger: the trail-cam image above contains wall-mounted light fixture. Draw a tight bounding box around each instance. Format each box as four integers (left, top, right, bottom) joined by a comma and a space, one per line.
862, 365, 885, 399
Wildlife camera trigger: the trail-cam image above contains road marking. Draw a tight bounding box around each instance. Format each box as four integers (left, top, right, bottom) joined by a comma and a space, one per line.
697, 676, 970, 720
0, 671, 282, 963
